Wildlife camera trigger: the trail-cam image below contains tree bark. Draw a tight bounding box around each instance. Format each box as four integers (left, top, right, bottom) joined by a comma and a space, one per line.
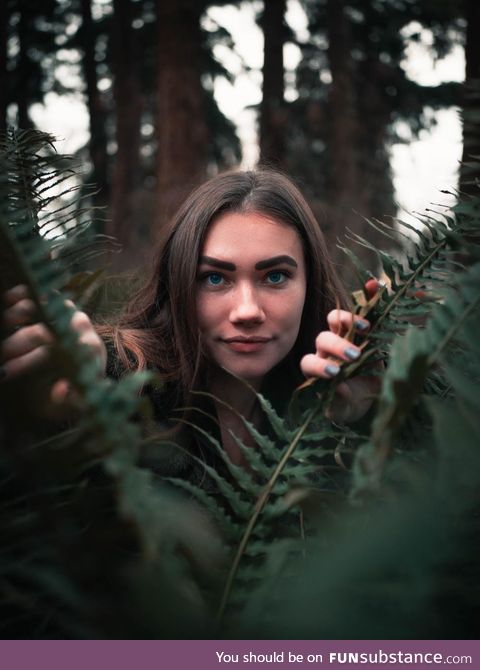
79, 0, 109, 209
326, 0, 360, 210
107, 0, 143, 254
259, 0, 287, 167
325, 0, 371, 280
16, 1, 34, 129
154, 0, 209, 228
0, 0, 8, 130
460, 0, 480, 195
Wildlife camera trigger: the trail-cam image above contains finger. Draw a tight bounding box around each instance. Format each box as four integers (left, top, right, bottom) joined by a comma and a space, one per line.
2, 298, 38, 329
78, 329, 107, 362
364, 278, 383, 299
79, 329, 104, 352
315, 331, 361, 362
0, 323, 54, 363
2, 284, 30, 306
300, 353, 341, 379
0, 344, 51, 379
327, 309, 370, 336
50, 379, 78, 406
70, 309, 93, 333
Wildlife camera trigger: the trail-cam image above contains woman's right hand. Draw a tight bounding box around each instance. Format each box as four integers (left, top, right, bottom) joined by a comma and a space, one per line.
1, 284, 107, 418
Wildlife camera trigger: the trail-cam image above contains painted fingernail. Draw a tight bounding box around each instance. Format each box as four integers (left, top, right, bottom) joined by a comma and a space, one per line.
0, 367, 6, 381
344, 347, 360, 361
354, 320, 369, 331
325, 364, 340, 377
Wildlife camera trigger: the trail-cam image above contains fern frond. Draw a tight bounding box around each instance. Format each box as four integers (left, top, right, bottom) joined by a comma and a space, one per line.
353, 261, 480, 498
166, 477, 241, 542
173, 418, 262, 503
215, 400, 324, 624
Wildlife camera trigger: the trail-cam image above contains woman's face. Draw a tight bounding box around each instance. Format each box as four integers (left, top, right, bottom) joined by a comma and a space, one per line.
196, 211, 307, 387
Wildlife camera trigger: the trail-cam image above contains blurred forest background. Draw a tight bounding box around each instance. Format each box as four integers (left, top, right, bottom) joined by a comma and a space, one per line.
1, 0, 478, 283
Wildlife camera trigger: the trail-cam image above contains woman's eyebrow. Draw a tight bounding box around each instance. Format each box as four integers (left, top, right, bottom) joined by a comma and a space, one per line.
255, 255, 298, 270
198, 254, 298, 271
199, 256, 236, 271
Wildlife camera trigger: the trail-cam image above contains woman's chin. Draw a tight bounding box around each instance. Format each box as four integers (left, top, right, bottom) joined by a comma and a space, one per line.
210, 361, 268, 390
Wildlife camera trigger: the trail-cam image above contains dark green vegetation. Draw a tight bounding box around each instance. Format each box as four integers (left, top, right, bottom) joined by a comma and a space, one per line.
1, 129, 479, 639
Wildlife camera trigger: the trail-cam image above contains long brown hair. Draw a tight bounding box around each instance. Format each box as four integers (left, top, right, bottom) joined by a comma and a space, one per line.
101, 168, 348, 405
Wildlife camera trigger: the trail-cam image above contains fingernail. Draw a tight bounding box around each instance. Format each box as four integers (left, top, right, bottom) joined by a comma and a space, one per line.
354, 320, 369, 331
0, 367, 6, 381
344, 347, 360, 361
325, 364, 340, 377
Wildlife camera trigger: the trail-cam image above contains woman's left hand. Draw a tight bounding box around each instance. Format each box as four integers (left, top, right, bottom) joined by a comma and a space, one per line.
300, 309, 380, 423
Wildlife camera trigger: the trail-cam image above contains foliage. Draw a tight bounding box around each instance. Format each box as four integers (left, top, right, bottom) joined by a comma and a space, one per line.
1, 129, 479, 638
0, 128, 223, 638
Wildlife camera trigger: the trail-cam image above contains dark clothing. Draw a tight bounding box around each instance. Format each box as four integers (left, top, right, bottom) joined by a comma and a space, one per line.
105, 343, 230, 490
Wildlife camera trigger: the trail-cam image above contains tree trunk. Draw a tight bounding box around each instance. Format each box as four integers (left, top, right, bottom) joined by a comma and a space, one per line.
107, 0, 143, 257
79, 0, 109, 210
154, 0, 209, 228
460, 0, 480, 195
325, 0, 369, 280
259, 0, 287, 167
326, 0, 360, 205
0, 0, 8, 130
16, 1, 33, 129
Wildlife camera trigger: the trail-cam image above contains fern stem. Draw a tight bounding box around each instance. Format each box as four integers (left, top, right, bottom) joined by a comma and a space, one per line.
215, 403, 320, 627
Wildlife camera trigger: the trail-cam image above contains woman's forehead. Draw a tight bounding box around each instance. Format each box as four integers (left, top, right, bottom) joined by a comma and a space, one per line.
200, 211, 303, 260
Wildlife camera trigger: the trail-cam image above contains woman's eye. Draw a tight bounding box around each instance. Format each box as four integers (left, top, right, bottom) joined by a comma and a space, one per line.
204, 272, 224, 286
266, 271, 288, 285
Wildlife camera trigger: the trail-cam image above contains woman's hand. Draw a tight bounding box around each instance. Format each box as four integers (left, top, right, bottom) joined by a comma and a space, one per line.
300, 310, 368, 379
300, 308, 380, 423
0, 284, 107, 418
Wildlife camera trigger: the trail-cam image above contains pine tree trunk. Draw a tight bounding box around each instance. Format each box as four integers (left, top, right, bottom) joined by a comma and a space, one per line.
16, 2, 33, 129
79, 0, 109, 210
460, 0, 480, 195
259, 0, 287, 167
0, 0, 8, 130
154, 0, 209, 228
326, 0, 359, 206
325, 0, 370, 280
107, 0, 143, 255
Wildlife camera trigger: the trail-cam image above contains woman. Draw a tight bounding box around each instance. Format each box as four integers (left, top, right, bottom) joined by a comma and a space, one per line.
1, 169, 375, 470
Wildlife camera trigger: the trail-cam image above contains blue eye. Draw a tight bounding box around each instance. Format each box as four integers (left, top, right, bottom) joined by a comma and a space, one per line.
205, 272, 224, 286
266, 271, 288, 285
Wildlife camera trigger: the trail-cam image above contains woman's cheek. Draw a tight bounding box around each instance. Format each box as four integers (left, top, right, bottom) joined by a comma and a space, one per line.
279, 286, 305, 336
196, 292, 217, 333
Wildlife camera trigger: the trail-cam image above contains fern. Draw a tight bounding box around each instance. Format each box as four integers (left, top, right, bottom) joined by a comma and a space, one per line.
0, 129, 220, 637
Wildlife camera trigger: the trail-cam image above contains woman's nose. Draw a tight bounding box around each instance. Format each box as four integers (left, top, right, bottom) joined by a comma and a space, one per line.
229, 283, 265, 324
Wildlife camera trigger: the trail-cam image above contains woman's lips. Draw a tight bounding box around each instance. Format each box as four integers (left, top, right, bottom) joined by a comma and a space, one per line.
222, 337, 272, 353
